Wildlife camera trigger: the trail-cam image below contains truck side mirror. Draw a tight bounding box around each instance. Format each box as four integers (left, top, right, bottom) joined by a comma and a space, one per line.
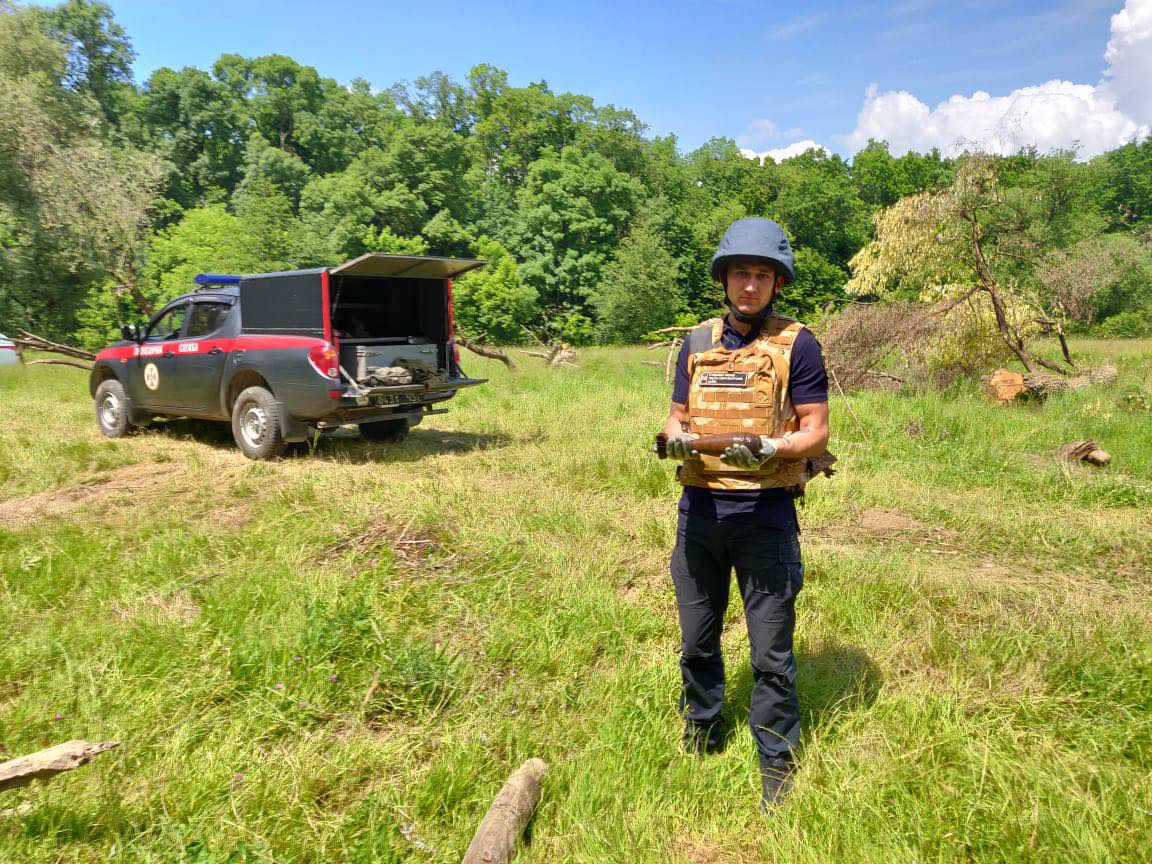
121, 323, 143, 342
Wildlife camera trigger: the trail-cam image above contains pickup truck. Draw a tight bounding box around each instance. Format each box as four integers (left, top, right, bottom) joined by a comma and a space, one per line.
90, 253, 487, 459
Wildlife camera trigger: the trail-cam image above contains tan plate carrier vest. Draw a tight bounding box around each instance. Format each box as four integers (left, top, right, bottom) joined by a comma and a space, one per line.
679, 315, 836, 494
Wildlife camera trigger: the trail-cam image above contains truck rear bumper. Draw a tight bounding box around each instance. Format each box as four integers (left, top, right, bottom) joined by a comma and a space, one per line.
281, 376, 487, 437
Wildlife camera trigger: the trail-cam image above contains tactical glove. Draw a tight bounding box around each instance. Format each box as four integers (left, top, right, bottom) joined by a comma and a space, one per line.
665, 434, 699, 460
721, 436, 777, 469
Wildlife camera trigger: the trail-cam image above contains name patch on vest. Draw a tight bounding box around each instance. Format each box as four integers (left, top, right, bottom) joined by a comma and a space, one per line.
697, 371, 750, 388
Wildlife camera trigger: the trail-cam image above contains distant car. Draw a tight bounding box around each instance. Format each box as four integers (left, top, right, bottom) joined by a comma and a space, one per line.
0, 333, 21, 367
89, 253, 488, 459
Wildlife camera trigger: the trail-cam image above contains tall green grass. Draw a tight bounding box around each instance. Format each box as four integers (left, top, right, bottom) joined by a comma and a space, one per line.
1, 342, 1150, 862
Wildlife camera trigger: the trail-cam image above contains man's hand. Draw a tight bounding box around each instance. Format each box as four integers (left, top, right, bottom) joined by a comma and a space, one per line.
721, 436, 778, 469
665, 434, 699, 460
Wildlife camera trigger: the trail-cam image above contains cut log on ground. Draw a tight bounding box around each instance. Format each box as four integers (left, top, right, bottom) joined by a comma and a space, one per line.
457, 336, 516, 371
461, 758, 547, 864
0, 740, 119, 792
983, 366, 1119, 403
1057, 440, 1112, 467
982, 369, 1030, 403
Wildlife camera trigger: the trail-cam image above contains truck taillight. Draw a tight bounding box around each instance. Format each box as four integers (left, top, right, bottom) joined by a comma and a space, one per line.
308, 344, 339, 379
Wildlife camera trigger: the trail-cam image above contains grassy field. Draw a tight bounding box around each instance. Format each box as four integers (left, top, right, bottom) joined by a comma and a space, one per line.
1, 341, 1150, 863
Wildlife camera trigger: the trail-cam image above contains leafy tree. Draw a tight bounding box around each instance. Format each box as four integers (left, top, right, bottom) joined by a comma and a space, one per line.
774, 149, 870, 269
471, 80, 591, 184
133, 65, 246, 206
390, 70, 473, 134
38, 0, 134, 125
452, 237, 536, 343
422, 209, 473, 258
847, 155, 1133, 374
1094, 138, 1152, 226
213, 54, 326, 154
507, 146, 643, 317
0, 1, 161, 331
851, 139, 906, 208
593, 220, 683, 343
234, 135, 312, 208
780, 248, 847, 319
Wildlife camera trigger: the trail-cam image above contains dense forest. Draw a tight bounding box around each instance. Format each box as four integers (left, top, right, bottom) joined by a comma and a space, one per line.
2, 0, 1150, 351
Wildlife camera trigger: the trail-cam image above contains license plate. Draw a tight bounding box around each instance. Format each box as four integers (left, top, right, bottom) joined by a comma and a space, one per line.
375, 393, 419, 405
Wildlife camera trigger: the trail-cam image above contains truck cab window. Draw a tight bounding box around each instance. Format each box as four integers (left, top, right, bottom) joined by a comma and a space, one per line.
146, 304, 188, 341
186, 302, 232, 338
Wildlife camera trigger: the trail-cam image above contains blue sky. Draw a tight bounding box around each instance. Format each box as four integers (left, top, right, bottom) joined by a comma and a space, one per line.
64, 0, 1152, 158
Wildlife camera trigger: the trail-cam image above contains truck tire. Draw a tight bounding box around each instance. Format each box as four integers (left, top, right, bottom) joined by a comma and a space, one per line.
94, 379, 133, 438
359, 418, 409, 443
231, 386, 288, 459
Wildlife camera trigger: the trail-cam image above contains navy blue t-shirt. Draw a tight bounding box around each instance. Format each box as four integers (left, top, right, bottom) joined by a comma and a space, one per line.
671, 317, 828, 529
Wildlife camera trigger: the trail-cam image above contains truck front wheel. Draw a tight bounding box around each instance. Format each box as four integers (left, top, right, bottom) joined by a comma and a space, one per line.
231, 386, 288, 459
94, 379, 133, 438
359, 418, 409, 443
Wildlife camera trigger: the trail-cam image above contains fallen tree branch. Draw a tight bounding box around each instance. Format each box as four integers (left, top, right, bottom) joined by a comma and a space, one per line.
457, 336, 516, 371
650, 326, 696, 334
26, 359, 92, 371
0, 740, 119, 792
517, 344, 577, 368
14, 330, 96, 361
462, 759, 547, 864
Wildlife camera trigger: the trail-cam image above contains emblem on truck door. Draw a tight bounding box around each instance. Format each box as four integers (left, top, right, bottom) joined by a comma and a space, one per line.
144, 362, 160, 390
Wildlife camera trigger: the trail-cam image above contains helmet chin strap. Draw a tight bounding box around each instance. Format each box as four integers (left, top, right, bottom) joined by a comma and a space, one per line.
725, 297, 774, 326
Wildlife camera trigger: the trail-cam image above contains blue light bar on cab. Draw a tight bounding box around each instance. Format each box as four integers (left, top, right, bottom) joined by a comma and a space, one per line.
195, 274, 243, 286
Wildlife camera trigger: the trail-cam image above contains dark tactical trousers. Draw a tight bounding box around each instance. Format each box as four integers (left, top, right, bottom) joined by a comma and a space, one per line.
670, 511, 804, 760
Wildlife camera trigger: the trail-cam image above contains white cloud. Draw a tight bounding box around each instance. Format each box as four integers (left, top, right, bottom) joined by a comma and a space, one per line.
1101, 0, 1152, 124
844, 0, 1151, 158
740, 140, 828, 163
736, 119, 779, 147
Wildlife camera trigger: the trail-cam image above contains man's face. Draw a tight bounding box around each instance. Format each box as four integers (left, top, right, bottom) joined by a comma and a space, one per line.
725, 258, 779, 317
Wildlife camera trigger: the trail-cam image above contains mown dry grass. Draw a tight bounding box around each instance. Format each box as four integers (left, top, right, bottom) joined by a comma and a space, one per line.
0, 341, 1150, 863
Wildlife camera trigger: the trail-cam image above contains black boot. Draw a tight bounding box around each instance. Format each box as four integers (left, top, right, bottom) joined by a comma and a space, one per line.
682, 721, 725, 755
759, 755, 795, 810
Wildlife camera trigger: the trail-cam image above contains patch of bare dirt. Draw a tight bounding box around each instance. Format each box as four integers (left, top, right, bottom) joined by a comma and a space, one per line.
0, 464, 161, 530
858, 507, 925, 533
616, 551, 669, 605
809, 507, 960, 553
319, 516, 455, 574
112, 590, 199, 626
672, 835, 758, 864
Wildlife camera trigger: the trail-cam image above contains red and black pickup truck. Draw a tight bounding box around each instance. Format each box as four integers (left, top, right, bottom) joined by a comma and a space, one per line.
90, 253, 487, 459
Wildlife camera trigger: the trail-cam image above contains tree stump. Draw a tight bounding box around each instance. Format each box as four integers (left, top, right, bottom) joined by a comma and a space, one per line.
983, 369, 1030, 403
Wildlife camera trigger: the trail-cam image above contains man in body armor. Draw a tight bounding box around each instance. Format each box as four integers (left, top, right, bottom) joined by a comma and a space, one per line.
661, 217, 831, 810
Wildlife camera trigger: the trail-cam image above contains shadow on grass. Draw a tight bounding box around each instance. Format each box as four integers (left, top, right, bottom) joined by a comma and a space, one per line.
138, 419, 515, 462
724, 643, 881, 746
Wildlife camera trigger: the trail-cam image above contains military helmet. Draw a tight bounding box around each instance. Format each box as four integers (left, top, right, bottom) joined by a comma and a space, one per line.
710, 217, 796, 286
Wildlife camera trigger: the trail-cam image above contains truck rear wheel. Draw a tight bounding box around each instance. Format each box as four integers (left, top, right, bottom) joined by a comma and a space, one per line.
231, 386, 288, 459
359, 418, 409, 443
